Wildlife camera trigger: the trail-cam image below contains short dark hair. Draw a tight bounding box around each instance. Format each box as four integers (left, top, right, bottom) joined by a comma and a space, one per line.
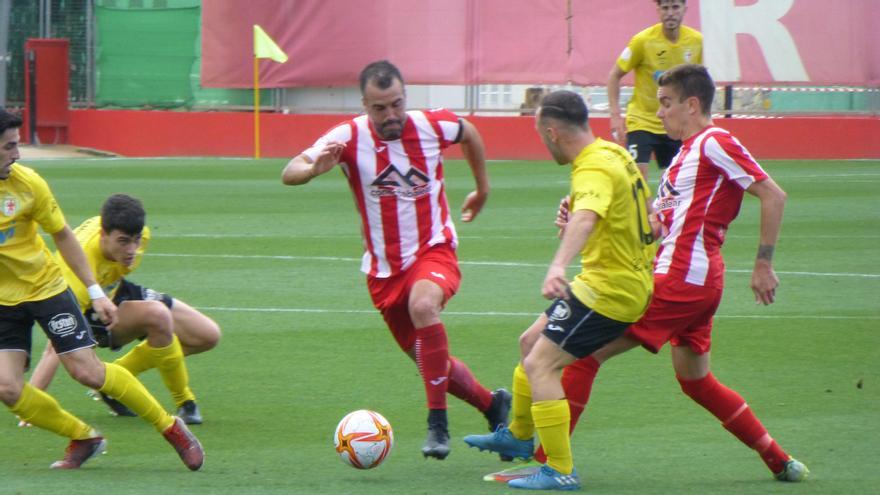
657, 64, 714, 116
359, 60, 404, 94
0, 109, 23, 135
537, 90, 589, 129
101, 194, 145, 236
655, 0, 686, 5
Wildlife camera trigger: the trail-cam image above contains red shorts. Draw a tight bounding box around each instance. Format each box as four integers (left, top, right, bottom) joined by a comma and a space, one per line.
625, 274, 722, 355
367, 244, 461, 351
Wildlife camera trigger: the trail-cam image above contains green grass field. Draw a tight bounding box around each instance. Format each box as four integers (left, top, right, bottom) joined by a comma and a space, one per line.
3, 157, 879, 494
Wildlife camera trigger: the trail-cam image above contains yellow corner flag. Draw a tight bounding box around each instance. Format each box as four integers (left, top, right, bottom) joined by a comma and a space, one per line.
253, 25, 288, 63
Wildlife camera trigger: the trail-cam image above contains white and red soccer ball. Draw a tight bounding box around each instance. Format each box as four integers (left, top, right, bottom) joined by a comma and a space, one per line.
333, 409, 393, 469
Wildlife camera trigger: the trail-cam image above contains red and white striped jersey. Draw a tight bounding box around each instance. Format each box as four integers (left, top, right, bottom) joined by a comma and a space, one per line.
302, 109, 463, 278
653, 126, 768, 288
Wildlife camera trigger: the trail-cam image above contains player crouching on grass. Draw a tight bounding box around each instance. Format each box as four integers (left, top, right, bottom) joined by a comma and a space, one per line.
0, 111, 203, 471
24, 194, 221, 425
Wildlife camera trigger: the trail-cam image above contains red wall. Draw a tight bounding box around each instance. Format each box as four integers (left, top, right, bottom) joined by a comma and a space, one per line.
68, 109, 880, 160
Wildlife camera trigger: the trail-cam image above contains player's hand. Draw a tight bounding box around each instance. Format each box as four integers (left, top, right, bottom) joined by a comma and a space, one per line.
555, 195, 570, 239
750, 260, 779, 305
310, 141, 346, 178
91, 297, 118, 330
610, 113, 626, 145
649, 212, 664, 240
460, 190, 488, 222
542, 265, 569, 300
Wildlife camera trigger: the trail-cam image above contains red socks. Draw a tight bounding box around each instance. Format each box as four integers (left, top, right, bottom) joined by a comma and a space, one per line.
447, 356, 493, 411
534, 356, 600, 463
678, 372, 789, 474
415, 323, 450, 410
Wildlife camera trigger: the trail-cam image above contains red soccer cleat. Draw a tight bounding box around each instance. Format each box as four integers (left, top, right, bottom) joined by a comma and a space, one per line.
162, 416, 205, 471
50, 436, 107, 469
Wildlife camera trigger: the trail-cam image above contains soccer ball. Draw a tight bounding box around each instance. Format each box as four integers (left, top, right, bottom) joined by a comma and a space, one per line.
333, 409, 394, 469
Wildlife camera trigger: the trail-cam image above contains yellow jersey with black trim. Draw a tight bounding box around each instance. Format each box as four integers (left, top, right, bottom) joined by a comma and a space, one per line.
0, 164, 68, 305
617, 24, 703, 135
55, 216, 150, 312
568, 138, 656, 323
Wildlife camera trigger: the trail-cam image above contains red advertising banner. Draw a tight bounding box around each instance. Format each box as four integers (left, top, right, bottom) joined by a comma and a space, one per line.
201, 0, 879, 88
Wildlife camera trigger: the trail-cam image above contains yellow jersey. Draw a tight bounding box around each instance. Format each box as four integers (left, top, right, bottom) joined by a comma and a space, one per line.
55, 216, 150, 312
0, 164, 69, 305
617, 24, 703, 135
568, 138, 655, 322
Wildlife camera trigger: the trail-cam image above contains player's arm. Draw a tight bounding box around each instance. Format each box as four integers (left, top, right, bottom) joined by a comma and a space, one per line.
607, 65, 628, 144
745, 177, 787, 305
458, 119, 490, 223
281, 141, 346, 186
543, 209, 598, 300
28, 341, 61, 391
52, 225, 117, 327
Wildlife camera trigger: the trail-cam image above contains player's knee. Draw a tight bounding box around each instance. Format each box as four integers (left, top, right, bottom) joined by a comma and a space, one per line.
141, 301, 173, 333
0, 379, 23, 406
187, 320, 222, 354
408, 297, 440, 323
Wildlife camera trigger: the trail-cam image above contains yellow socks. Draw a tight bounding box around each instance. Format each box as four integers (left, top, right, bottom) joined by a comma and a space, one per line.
10, 383, 94, 439
113, 340, 153, 376
99, 362, 174, 432
115, 336, 196, 407
149, 335, 195, 407
508, 363, 535, 440
532, 399, 573, 475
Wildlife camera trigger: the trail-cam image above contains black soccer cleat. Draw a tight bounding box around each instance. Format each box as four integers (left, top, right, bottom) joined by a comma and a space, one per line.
422, 409, 450, 460
176, 400, 203, 425
98, 392, 136, 417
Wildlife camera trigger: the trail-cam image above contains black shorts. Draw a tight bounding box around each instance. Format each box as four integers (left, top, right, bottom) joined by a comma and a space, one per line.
627, 130, 682, 169
0, 289, 96, 364
542, 292, 632, 359
86, 279, 173, 351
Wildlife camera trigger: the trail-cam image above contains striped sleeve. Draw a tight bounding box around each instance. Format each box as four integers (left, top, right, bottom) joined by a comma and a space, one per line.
301, 122, 353, 162
703, 132, 768, 190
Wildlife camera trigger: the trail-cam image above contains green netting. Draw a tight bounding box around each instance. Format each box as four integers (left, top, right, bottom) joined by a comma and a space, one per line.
95, 4, 199, 108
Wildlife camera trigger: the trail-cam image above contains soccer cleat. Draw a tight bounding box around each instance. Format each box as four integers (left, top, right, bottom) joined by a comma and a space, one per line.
176, 400, 203, 425
422, 420, 451, 460
483, 388, 512, 432
483, 459, 543, 482
508, 464, 581, 491
91, 390, 136, 417
483, 388, 514, 462
775, 457, 809, 482
464, 426, 534, 461
162, 416, 205, 471
50, 436, 107, 469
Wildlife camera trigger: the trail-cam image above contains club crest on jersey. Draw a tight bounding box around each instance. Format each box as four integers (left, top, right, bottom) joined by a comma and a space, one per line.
370, 164, 430, 198
3, 196, 17, 217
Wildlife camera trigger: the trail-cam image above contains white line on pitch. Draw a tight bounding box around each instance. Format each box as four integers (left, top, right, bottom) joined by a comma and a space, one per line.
197, 306, 878, 320
149, 253, 880, 278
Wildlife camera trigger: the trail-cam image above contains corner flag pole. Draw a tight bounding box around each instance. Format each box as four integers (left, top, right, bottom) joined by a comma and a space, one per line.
252, 25, 289, 160
254, 55, 261, 159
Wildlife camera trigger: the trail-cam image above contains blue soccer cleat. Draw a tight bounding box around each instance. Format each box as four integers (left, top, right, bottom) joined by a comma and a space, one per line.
508, 464, 581, 491
463, 426, 534, 460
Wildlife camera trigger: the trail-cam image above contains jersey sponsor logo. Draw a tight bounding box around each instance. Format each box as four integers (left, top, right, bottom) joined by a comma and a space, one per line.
548, 300, 571, 322
370, 164, 431, 199
47, 313, 79, 337
3, 196, 17, 216
655, 177, 682, 210
0, 225, 14, 245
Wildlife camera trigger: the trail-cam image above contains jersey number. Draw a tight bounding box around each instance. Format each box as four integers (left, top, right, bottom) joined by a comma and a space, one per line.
631, 180, 655, 246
